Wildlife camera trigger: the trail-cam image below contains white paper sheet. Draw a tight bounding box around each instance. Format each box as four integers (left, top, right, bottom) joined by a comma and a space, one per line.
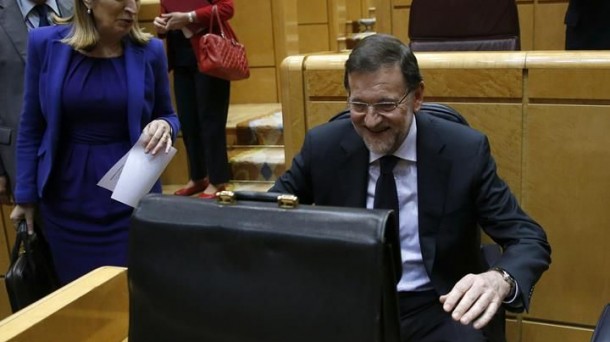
98, 136, 177, 208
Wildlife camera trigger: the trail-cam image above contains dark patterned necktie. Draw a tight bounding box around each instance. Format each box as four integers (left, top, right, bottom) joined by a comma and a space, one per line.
35, 4, 50, 27
373, 155, 400, 225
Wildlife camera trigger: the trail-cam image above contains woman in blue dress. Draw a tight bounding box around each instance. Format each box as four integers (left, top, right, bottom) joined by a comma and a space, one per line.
10, 0, 180, 285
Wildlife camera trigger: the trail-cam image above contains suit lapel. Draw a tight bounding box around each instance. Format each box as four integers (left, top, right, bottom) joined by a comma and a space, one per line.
0, 0, 28, 62
338, 126, 369, 207
415, 112, 452, 272
124, 40, 145, 144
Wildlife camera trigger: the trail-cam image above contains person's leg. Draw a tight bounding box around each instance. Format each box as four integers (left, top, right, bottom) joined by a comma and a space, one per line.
398, 290, 505, 342
195, 73, 231, 193
173, 66, 208, 190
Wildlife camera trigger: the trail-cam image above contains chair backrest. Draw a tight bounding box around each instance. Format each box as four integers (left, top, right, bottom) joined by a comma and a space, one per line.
128, 194, 401, 342
408, 0, 521, 51
592, 304, 610, 342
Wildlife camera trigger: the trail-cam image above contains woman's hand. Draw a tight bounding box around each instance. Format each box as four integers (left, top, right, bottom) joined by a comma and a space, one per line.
160, 12, 191, 31
153, 16, 168, 34
10, 204, 35, 234
142, 119, 172, 155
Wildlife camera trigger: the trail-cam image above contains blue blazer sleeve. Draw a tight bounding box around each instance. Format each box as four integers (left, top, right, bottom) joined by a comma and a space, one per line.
147, 38, 179, 140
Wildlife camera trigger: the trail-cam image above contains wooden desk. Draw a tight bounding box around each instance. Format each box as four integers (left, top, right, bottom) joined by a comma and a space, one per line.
0, 267, 128, 342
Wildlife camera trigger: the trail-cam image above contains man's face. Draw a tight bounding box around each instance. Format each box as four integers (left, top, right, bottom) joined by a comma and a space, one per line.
348, 64, 423, 155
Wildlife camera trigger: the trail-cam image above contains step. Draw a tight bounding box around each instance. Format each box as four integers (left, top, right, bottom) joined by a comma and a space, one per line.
226, 103, 283, 146
162, 103, 285, 188
228, 145, 285, 182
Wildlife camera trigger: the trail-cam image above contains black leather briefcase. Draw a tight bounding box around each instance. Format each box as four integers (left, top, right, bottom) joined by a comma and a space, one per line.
128, 192, 401, 342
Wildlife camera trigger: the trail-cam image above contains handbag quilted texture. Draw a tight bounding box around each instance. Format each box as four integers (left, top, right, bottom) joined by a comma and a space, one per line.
198, 5, 250, 81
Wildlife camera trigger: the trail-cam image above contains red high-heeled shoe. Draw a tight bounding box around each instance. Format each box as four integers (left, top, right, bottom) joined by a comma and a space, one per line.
174, 178, 209, 196
197, 184, 227, 199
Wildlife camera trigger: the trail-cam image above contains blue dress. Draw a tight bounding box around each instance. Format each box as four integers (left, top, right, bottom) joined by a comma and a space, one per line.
39, 51, 134, 285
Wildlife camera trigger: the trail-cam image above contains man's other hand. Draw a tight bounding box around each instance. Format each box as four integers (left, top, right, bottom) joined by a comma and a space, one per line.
439, 271, 511, 329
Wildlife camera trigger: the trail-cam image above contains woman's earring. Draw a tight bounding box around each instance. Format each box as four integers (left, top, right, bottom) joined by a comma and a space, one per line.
87, 7, 92, 15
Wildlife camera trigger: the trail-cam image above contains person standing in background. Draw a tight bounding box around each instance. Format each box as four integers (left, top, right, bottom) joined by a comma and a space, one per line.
154, 0, 233, 199
565, 0, 610, 50
10, 0, 180, 285
0, 0, 73, 204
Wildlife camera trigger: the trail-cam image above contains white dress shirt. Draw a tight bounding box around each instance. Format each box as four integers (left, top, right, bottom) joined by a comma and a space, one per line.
366, 118, 433, 292
16, 0, 61, 30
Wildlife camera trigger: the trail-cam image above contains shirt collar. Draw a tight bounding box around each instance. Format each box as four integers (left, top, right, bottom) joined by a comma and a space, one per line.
369, 116, 418, 163
17, 0, 61, 17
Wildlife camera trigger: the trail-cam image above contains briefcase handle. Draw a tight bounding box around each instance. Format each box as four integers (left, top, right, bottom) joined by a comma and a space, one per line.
216, 191, 299, 208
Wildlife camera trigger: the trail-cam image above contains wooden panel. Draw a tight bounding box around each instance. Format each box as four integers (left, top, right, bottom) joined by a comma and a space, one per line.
138, 0, 159, 21
298, 0, 328, 23
0, 279, 12, 321
528, 69, 610, 101
0, 205, 13, 273
0, 267, 128, 341
392, 8, 409, 44
444, 103, 523, 198
373, 0, 392, 34
521, 321, 593, 342
280, 55, 308, 168
306, 69, 345, 97
518, 3, 534, 51
422, 69, 522, 99
230, 67, 278, 104
346, 0, 364, 21
234, 0, 275, 67
506, 317, 521, 342
533, 2, 569, 50
305, 101, 349, 130
524, 105, 610, 325
328, 0, 347, 51
299, 25, 331, 53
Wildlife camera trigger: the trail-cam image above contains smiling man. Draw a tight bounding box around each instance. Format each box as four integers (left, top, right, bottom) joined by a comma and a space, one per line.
270, 34, 551, 341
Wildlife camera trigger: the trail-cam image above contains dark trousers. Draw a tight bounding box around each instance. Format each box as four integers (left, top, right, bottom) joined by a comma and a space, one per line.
173, 66, 231, 184
398, 290, 505, 342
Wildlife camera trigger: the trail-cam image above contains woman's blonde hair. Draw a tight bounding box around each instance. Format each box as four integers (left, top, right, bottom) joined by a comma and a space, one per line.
58, 0, 152, 51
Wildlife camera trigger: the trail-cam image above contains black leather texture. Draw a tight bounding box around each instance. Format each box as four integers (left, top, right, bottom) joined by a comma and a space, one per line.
128, 194, 401, 342
5, 221, 59, 312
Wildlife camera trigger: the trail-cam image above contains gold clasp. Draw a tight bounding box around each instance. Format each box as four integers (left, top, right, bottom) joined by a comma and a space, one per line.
216, 190, 236, 204
277, 194, 299, 209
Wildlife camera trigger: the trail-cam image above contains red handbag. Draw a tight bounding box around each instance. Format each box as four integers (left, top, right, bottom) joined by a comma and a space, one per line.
197, 5, 250, 81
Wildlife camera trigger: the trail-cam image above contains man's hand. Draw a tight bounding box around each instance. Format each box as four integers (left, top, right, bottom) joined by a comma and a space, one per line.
439, 271, 511, 329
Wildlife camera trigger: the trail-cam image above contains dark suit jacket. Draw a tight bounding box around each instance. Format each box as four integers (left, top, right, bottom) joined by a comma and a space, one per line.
0, 0, 72, 192
14, 25, 180, 204
565, 0, 610, 49
271, 112, 551, 311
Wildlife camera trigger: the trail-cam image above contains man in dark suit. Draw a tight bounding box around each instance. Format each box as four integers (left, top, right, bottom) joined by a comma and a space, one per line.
0, 0, 72, 203
271, 34, 551, 341
565, 0, 610, 49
